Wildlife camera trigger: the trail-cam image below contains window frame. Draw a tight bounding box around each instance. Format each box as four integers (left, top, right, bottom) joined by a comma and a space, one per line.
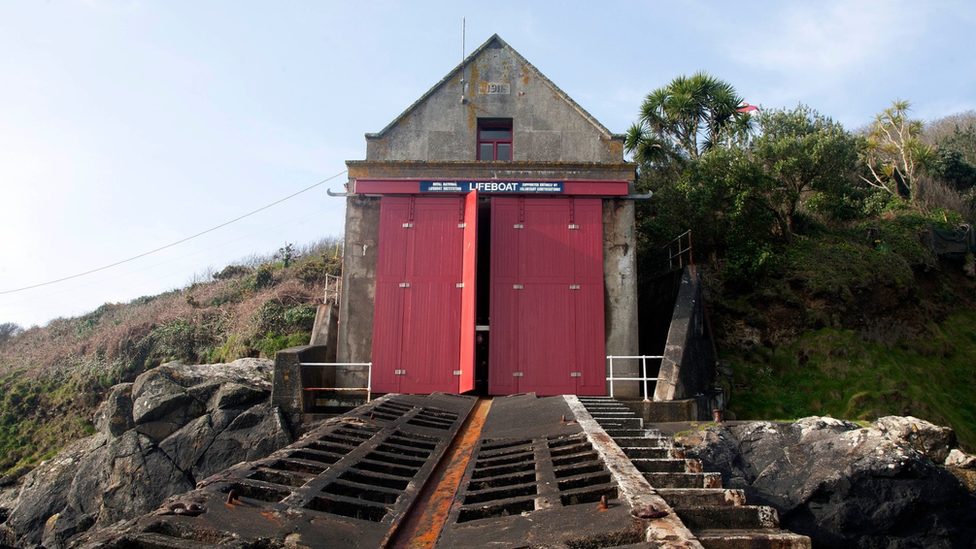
477, 119, 513, 161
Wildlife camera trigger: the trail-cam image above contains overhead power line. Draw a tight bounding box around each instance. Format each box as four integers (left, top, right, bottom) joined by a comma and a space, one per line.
0, 170, 348, 296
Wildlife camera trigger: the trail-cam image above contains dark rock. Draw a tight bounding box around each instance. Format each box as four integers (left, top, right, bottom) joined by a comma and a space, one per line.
192, 405, 291, 480
210, 381, 267, 410
682, 416, 976, 548
131, 370, 204, 441
41, 507, 94, 549
91, 383, 134, 438
0, 358, 290, 548
159, 415, 216, 473
1, 436, 100, 546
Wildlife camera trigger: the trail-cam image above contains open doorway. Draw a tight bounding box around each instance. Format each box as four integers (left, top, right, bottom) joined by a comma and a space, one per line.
473, 198, 492, 395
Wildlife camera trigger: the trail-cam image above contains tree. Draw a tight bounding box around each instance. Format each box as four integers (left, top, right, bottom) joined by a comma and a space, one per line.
625, 72, 751, 163
861, 100, 934, 202
753, 105, 860, 239
0, 322, 22, 348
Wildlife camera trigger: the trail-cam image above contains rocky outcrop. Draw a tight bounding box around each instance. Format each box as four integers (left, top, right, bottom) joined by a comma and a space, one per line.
0, 359, 292, 549
677, 416, 976, 548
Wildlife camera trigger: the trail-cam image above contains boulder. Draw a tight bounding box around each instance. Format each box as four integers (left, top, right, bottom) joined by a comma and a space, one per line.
682, 416, 976, 548
131, 370, 204, 441
91, 383, 134, 437
158, 414, 216, 472
873, 415, 956, 464
0, 358, 291, 548
946, 449, 976, 469
0, 435, 102, 546
192, 404, 291, 480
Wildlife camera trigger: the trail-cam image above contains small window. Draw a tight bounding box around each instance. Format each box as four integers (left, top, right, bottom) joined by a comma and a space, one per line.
477, 120, 512, 161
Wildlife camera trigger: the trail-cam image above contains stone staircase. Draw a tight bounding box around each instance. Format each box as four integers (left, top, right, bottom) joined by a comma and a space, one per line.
578, 397, 811, 549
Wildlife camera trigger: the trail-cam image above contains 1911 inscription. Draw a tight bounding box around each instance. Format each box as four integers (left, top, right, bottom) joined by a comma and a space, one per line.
479, 82, 511, 95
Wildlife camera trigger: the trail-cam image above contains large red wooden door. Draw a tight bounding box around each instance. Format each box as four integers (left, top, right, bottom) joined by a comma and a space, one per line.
489, 197, 605, 396
371, 196, 474, 394
570, 199, 607, 395
519, 199, 577, 395
371, 198, 410, 393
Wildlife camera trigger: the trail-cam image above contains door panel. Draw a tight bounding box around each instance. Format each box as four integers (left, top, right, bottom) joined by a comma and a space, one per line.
519, 283, 576, 395
458, 191, 479, 393
489, 198, 520, 395
572, 199, 606, 395
371, 198, 411, 393
400, 197, 463, 394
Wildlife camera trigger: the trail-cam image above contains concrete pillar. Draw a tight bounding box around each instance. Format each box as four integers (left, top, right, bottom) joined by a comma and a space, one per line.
336, 194, 381, 365
603, 198, 640, 398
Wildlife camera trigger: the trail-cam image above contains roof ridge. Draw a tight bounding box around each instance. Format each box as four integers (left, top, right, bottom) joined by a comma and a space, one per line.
366, 34, 618, 140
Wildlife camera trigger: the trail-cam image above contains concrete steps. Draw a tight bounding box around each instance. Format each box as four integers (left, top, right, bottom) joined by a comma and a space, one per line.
579, 397, 811, 549
694, 529, 813, 549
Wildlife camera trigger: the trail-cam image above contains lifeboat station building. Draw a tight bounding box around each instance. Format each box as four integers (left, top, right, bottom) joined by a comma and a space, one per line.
336, 35, 639, 397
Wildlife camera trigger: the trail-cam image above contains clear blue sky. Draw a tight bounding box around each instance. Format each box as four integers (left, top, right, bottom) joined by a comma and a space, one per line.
2, 0, 974, 328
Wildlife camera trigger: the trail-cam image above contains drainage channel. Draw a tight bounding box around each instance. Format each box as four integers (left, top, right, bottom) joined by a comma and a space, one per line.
73, 393, 477, 549
387, 397, 492, 548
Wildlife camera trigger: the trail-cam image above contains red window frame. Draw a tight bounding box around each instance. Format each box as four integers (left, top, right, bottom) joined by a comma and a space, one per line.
477, 120, 512, 161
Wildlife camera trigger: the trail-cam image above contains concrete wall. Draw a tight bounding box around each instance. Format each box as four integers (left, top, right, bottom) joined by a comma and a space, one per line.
603, 198, 640, 397
653, 267, 715, 403
366, 37, 624, 163
336, 195, 380, 368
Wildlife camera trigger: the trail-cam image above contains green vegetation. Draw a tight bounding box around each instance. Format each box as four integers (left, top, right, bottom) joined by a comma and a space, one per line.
728, 311, 976, 450
628, 79, 976, 450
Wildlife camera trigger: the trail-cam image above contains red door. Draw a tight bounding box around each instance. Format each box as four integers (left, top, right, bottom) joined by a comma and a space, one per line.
458, 191, 479, 393
371, 198, 410, 393
570, 199, 607, 395
371, 196, 473, 394
488, 197, 605, 396
488, 198, 520, 395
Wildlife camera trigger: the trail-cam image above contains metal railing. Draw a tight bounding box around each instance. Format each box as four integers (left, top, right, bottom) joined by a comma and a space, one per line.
299, 362, 372, 402
324, 273, 341, 305
668, 230, 694, 269
606, 355, 661, 401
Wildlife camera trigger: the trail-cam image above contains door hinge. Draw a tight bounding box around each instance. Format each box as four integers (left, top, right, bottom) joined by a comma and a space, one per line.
513, 284, 524, 290
568, 224, 580, 230
453, 370, 462, 376
456, 282, 465, 288
458, 222, 466, 228
399, 283, 410, 288
402, 223, 414, 228
569, 284, 581, 290
570, 372, 582, 378
512, 372, 524, 377
513, 223, 524, 229
395, 369, 407, 375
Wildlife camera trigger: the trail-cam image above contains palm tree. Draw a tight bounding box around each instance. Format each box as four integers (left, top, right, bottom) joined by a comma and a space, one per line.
625, 72, 750, 163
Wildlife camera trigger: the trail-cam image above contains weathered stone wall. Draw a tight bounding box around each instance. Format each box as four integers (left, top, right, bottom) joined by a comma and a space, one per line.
365, 37, 624, 163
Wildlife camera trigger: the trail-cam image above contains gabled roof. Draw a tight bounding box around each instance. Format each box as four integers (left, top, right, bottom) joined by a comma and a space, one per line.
366, 34, 622, 140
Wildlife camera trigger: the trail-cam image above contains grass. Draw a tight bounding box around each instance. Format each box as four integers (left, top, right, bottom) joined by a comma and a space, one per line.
727, 310, 976, 450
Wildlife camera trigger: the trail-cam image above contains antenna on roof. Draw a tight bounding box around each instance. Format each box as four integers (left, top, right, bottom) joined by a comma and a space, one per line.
460, 16, 467, 103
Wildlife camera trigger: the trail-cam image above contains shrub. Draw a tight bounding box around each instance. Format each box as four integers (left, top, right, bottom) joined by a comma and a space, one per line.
254, 332, 310, 357
213, 264, 252, 281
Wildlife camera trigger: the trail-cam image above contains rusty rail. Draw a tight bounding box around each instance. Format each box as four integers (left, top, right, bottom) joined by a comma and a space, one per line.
667, 230, 693, 269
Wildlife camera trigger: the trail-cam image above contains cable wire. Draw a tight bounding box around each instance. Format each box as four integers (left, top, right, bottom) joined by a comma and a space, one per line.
0, 170, 347, 295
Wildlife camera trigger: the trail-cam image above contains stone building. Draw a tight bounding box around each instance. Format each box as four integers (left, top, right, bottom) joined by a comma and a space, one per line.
337, 35, 638, 397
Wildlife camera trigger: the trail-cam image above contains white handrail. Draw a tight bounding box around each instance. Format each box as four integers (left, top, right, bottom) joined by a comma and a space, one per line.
606, 355, 662, 401
300, 362, 372, 402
